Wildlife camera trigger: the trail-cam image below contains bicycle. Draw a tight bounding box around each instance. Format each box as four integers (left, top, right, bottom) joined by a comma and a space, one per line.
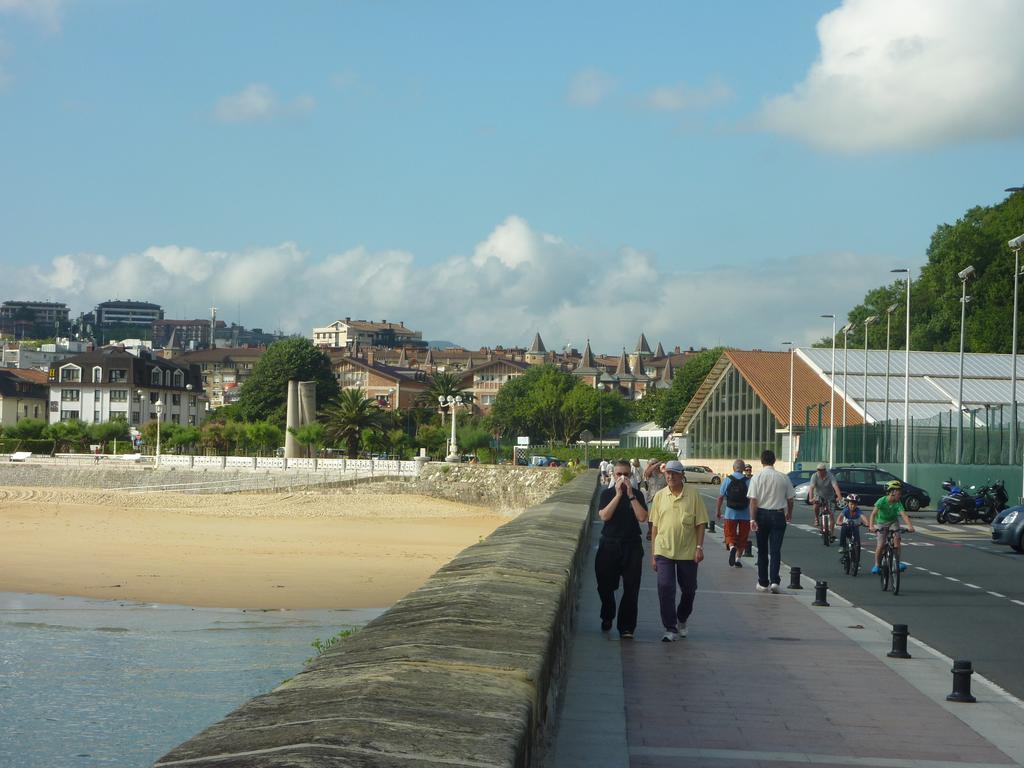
875, 526, 907, 595
817, 499, 838, 547
838, 522, 862, 577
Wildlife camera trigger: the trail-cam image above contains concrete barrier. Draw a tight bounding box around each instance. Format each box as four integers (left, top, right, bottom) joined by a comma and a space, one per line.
155, 470, 600, 767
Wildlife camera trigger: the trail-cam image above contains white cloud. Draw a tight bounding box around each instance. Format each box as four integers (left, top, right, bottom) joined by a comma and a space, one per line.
757, 0, 1024, 152
9, 219, 896, 352
643, 78, 732, 112
567, 68, 617, 108
214, 84, 315, 123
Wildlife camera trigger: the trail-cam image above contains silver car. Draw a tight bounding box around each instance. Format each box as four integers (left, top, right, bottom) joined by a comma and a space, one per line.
683, 465, 722, 485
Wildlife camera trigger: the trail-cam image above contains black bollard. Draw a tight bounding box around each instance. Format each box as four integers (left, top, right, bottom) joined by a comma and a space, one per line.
744, 540, 753, 558
887, 624, 912, 659
946, 659, 977, 703
812, 580, 829, 606
788, 567, 803, 590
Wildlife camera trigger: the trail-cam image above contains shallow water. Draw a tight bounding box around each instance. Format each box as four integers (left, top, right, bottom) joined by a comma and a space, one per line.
0, 592, 383, 767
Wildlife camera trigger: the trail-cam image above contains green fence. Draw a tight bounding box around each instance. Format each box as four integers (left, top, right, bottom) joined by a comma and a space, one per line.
798, 412, 1024, 467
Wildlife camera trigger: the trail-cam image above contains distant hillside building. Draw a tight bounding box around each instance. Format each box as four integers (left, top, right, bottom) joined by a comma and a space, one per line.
173, 347, 266, 409
94, 300, 164, 328
313, 318, 426, 350
0, 300, 70, 336
154, 319, 226, 350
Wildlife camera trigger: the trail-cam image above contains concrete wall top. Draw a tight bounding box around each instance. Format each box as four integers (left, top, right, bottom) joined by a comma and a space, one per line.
155, 471, 599, 767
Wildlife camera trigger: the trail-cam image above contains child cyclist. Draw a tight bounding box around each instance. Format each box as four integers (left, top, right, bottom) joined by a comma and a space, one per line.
869, 480, 915, 574
836, 493, 866, 554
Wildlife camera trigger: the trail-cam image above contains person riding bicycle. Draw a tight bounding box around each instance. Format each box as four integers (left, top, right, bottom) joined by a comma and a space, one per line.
836, 493, 866, 554
869, 480, 916, 574
808, 463, 842, 541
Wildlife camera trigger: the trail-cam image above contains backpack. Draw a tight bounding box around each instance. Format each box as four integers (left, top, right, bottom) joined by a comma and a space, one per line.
725, 476, 749, 508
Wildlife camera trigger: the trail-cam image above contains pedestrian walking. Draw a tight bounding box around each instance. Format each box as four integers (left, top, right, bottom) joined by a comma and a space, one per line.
642, 458, 667, 540
649, 460, 708, 641
715, 458, 750, 568
595, 459, 649, 638
747, 449, 795, 594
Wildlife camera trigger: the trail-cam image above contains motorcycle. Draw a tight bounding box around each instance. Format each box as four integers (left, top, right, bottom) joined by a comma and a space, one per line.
937, 478, 1004, 524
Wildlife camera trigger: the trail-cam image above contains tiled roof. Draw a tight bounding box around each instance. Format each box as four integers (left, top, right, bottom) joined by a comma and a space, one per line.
2, 368, 48, 385
674, 349, 862, 432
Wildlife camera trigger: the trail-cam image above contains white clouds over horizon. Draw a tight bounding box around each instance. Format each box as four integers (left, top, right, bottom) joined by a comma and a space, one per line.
567, 68, 617, 108
643, 78, 732, 112
10, 218, 894, 353
214, 83, 315, 123
0, 0, 63, 31
757, 0, 1024, 152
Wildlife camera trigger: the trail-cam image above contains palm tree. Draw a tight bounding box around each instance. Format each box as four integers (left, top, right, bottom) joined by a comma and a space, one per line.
323, 388, 387, 458
417, 371, 473, 424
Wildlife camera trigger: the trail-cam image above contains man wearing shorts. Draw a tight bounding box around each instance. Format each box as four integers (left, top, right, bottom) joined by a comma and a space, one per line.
808, 462, 842, 540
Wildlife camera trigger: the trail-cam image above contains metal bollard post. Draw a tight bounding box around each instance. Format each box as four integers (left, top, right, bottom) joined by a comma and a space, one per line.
788, 567, 803, 590
744, 540, 753, 558
812, 580, 829, 606
887, 624, 912, 659
946, 659, 977, 703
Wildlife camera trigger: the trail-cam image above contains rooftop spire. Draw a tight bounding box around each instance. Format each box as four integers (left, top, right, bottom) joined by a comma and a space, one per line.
527, 332, 547, 354
655, 341, 666, 358
635, 333, 652, 355
576, 339, 596, 370
615, 347, 632, 377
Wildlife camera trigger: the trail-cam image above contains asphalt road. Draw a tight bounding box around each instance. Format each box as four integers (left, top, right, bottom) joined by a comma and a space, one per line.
696, 487, 1024, 700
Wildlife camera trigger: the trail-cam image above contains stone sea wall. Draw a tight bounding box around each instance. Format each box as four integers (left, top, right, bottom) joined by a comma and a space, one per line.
155, 470, 600, 768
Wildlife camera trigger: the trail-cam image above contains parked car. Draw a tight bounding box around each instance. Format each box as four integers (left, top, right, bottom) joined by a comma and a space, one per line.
793, 465, 931, 511
682, 465, 721, 485
991, 506, 1024, 552
528, 454, 560, 467
787, 469, 815, 487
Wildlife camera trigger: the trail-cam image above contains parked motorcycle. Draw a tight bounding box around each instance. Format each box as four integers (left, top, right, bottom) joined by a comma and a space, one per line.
937, 478, 1004, 524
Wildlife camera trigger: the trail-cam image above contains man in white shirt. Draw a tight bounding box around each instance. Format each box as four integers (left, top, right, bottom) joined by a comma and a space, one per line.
747, 449, 795, 594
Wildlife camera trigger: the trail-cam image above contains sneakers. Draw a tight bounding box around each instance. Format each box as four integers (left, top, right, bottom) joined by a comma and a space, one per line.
755, 582, 770, 593
620, 631, 634, 640
769, 583, 781, 594
728, 546, 737, 567
678, 623, 688, 638
898, 563, 908, 572
734, 559, 743, 568
871, 565, 881, 574
661, 629, 678, 642
601, 619, 613, 632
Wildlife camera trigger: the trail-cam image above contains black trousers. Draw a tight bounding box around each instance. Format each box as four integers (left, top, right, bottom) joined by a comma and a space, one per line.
595, 535, 644, 633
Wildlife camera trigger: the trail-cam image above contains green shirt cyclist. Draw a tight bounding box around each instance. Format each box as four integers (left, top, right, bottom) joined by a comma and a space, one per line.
869, 480, 915, 574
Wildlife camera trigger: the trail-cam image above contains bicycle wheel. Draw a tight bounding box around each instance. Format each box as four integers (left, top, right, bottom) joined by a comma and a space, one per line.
840, 540, 850, 574
891, 546, 901, 595
851, 541, 861, 577
879, 548, 890, 591
822, 514, 832, 547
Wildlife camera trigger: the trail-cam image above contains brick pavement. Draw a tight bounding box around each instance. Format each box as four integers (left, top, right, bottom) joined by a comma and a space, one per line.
548, 503, 1024, 768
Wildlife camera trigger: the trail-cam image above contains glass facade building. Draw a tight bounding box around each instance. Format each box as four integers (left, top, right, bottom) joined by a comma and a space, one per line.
686, 368, 782, 459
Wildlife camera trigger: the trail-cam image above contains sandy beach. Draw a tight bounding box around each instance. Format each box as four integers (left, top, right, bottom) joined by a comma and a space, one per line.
0, 486, 508, 609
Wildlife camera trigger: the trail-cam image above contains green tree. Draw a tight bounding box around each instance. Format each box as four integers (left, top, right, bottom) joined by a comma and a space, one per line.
201, 421, 230, 454
414, 424, 448, 458
88, 418, 130, 451
456, 424, 491, 458
384, 428, 410, 459
656, 347, 724, 429
323, 388, 387, 458
235, 337, 339, 423
164, 426, 202, 453
630, 387, 665, 424
290, 422, 327, 457
44, 419, 89, 452
418, 371, 473, 423
590, 390, 630, 437
5, 418, 48, 439
247, 421, 284, 455
560, 385, 602, 444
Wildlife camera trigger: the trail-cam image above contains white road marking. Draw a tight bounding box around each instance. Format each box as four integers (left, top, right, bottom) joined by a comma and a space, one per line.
988, 591, 1007, 598
1013, 600, 1024, 607
964, 583, 981, 589
945, 576, 961, 582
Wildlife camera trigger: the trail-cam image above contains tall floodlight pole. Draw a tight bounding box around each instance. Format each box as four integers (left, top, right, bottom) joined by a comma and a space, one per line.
956, 265, 976, 464
841, 323, 852, 463
782, 341, 794, 464
891, 269, 911, 480
862, 315, 878, 462
821, 314, 837, 465
884, 304, 898, 447
1009, 234, 1024, 465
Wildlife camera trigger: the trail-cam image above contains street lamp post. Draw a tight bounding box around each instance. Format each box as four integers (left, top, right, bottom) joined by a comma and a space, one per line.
891, 269, 912, 481
439, 395, 465, 462
782, 341, 794, 464
956, 265, 976, 464
155, 399, 164, 468
1009, 234, 1024, 465
840, 323, 853, 462
862, 315, 878, 462
883, 303, 898, 454
821, 314, 837, 465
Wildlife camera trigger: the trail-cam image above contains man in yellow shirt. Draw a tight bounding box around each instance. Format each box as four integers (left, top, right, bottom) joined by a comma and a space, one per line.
649, 460, 709, 642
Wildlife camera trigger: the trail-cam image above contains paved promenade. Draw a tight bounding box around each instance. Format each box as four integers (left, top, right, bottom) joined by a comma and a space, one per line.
548, 491, 1024, 768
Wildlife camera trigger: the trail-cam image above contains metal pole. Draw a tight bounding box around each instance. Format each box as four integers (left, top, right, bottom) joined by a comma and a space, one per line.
903, 276, 911, 481
862, 317, 876, 463
1012, 246, 1020, 464
842, 325, 850, 463
823, 314, 836, 465
789, 346, 795, 464
957, 278, 968, 464
885, 308, 893, 459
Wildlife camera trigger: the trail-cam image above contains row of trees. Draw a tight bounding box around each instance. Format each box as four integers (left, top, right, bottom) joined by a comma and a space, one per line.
831, 192, 1024, 353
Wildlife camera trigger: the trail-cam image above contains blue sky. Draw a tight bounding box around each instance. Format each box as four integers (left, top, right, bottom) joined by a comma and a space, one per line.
3, 0, 1023, 353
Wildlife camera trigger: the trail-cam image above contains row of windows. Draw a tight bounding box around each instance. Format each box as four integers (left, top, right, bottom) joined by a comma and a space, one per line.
58, 390, 196, 407
58, 364, 187, 388
686, 368, 784, 459
60, 410, 194, 425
